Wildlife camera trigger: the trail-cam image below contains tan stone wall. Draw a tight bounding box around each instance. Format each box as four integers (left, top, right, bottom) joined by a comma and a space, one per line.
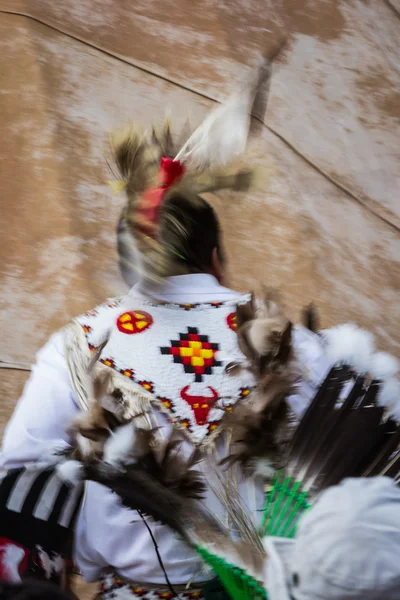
0, 2, 399, 595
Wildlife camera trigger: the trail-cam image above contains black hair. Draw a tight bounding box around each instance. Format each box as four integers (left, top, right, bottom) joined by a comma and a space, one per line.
159, 192, 225, 274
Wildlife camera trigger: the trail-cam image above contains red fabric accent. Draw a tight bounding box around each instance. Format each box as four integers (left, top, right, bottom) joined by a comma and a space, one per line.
136, 157, 185, 237
158, 156, 185, 186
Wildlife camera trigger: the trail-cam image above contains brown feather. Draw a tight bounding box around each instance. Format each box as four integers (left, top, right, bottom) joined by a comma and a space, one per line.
221, 289, 297, 475
302, 303, 320, 333
221, 374, 292, 472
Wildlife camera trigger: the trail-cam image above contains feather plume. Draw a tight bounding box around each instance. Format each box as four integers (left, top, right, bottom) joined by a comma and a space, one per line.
235, 288, 296, 379
221, 289, 297, 475
371, 352, 399, 381
321, 323, 375, 373
59, 421, 207, 542
174, 60, 272, 170
221, 374, 291, 473
151, 119, 176, 158
110, 123, 159, 195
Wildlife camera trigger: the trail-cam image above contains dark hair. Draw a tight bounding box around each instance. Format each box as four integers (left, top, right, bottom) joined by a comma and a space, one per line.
159, 192, 225, 274
0, 581, 77, 600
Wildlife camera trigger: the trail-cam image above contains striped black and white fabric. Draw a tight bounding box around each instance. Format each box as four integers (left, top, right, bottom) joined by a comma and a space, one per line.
0, 466, 83, 585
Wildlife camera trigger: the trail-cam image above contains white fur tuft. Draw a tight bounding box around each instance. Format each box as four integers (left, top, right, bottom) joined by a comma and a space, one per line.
76, 433, 92, 457
377, 378, 400, 421
57, 460, 83, 485
253, 458, 276, 481
370, 352, 399, 382
103, 423, 137, 466
322, 323, 375, 374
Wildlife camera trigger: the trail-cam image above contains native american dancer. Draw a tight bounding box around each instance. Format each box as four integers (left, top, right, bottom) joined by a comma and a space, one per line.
1, 59, 399, 600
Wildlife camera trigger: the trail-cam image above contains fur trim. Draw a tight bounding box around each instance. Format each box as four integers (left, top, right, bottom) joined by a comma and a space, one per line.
57, 460, 83, 485
370, 352, 399, 381
378, 378, 400, 422
103, 422, 141, 466
321, 323, 375, 374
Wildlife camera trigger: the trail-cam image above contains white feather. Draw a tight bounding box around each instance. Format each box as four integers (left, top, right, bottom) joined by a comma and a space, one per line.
76, 433, 92, 457
321, 323, 375, 374
253, 458, 276, 481
103, 422, 138, 466
370, 352, 399, 381
57, 460, 83, 484
175, 66, 265, 169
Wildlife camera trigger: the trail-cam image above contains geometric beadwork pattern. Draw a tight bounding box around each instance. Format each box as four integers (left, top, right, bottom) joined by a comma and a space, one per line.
161, 326, 222, 382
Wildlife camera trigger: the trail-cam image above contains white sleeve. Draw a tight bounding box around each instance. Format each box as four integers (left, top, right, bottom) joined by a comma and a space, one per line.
0, 331, 80, 469
74, 481, 204, 584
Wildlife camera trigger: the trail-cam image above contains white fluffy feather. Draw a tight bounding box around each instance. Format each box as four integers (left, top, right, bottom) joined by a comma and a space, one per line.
174, 65, 266, 169
321, 323, 375, 374
103, 422, 138, 466
76, 433, 92, 457
370, 352, 399, 381
253, 458, 276, 481
57, 460, 83, 485
377, 378, 400, 421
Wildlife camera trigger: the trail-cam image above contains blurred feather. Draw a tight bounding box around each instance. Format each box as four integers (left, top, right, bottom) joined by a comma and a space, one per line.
222, 290, 296, 475
174, 60, 272, 170
302, 303, 320, 333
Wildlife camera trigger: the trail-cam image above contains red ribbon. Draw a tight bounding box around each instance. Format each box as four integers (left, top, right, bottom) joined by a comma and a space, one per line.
136, 157, 185, 237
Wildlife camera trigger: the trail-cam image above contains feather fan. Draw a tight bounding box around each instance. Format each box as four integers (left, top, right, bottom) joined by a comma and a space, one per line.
260, 366, 400, 539
56, 326, 399, 600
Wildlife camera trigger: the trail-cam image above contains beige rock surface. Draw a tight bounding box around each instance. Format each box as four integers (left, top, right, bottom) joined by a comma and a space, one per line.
0, 2, 399, 597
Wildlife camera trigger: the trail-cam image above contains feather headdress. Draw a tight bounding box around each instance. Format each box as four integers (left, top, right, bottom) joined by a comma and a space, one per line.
111, 59, 275, 286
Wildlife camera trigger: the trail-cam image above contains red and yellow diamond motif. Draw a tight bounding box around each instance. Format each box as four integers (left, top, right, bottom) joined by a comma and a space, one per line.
139, 380, 154, 393
240, 387, 251, 398
227, 312, 237, 331
116, 310, 153, 335
121, 368, 134, 379
161, 327, 221, 383
208, 421, 220, 432
101, 358, 115, 369
160, 397, 172, 410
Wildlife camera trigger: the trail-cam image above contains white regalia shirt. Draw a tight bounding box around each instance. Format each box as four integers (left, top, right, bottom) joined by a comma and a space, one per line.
0, 275, 330, 584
